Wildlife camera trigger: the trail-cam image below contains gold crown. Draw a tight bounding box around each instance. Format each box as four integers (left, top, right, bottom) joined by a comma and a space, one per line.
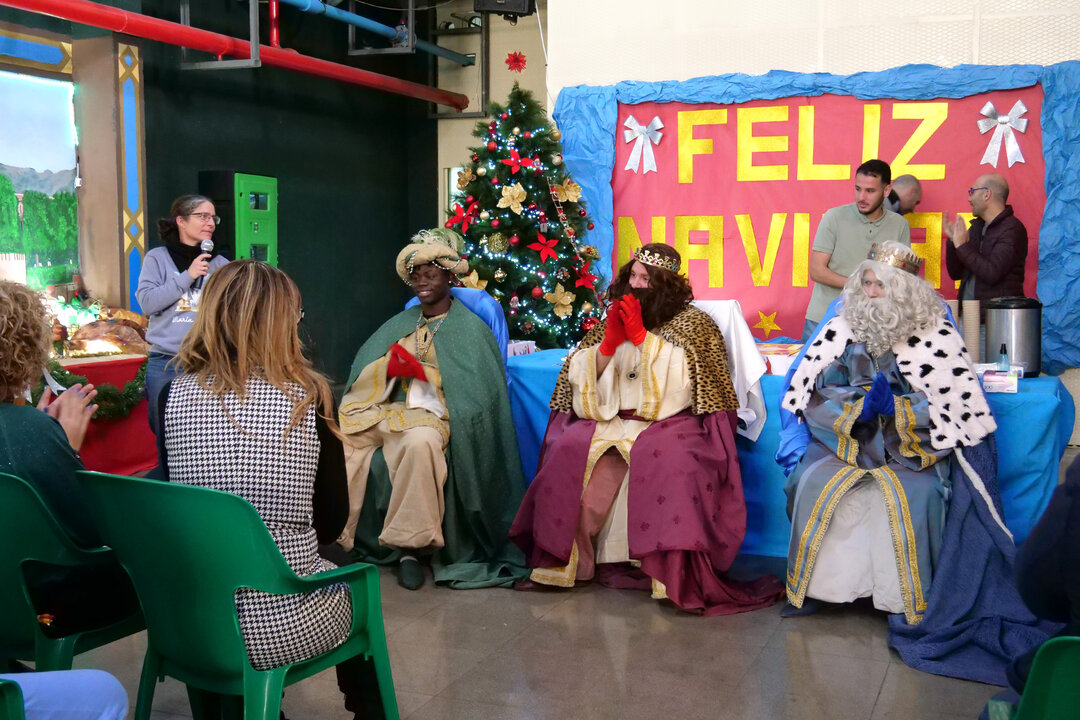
634, 247, 680, 273
867, 243, 923, 275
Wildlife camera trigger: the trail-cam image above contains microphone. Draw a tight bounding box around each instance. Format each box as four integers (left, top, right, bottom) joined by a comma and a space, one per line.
195, 238, 214, 289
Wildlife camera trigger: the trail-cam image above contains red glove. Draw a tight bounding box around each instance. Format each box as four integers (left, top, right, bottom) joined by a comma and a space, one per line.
598, 300, 627, 356
386, 343, 426, 381
620, 294, 647, 345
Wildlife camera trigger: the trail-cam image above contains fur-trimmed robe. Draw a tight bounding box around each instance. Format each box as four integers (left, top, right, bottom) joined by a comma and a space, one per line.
510, 305, 783, 615
782, 313, 1056, 684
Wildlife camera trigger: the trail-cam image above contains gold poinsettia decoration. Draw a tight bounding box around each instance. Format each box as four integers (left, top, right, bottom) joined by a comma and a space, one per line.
554, 180, 582, 203
497, 183, 528, 215
461, 270, 487, 290
543, 283, 576, 318
456, 168, 476, 190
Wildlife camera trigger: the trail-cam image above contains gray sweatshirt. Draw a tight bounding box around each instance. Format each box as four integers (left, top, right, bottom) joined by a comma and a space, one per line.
136, 246, 230, 355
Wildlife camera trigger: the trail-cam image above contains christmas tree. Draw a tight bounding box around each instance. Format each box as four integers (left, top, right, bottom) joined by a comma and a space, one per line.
447, 83, 601, 349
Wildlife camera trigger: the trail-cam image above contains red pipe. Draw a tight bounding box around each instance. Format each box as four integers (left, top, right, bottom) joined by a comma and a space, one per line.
0, 0, 468, 110
268, 0, 279, 48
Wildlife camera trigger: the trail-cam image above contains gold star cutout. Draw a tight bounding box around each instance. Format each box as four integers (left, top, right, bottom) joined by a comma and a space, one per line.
753, 310, 781, 339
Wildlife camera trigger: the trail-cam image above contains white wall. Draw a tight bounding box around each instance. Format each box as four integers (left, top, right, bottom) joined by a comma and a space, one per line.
547, 0, 1080, 101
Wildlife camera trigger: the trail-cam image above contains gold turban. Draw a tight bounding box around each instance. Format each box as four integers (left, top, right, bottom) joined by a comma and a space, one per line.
395, 228, 470, 283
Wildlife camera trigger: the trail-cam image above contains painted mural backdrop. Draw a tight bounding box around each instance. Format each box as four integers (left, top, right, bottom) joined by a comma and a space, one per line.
0, 69, 78, 290
612, 87, 1044, 340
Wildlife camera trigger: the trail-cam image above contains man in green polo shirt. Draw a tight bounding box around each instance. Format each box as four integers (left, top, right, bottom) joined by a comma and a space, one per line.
803, 159, 911, 340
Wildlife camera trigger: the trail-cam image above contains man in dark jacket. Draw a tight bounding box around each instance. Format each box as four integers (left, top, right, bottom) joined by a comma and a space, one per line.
944, 173, 1028, 302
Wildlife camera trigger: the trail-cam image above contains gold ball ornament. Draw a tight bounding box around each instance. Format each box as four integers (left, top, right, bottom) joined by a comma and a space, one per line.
479, 210, 490, 220
551, 128, 562, 141
487, 232, 509, 253
476, 166, 487, 176
493, 268, 507, 282
512, 126, 521, 135
582, 301, 593, 313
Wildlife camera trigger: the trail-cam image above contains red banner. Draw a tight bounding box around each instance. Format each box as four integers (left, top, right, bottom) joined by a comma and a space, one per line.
612, 87, 1044, 339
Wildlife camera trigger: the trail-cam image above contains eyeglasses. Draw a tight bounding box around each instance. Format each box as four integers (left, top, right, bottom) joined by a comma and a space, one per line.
967, 187, 989, 197
187, 212, 220, 225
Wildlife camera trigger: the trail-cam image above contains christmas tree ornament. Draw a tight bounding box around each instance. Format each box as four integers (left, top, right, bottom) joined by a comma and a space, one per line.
524, 131, 532, 139
552, 153, 563, 165
487, 141, 497, 151
553, 180, 583, 203
500, 111, 509, 119
479, 210, 490, 220
456, 168, 476, 189
487, 233, 509, 253
523, 321, 534, 333
544, 283, 576, 317
512, 127, 521, 135
491, 178, 499, 185
494, 269, 507, 282
555, 267, 570, 281
528, 232, 559, 263
551, 128, 562, 141
476, 166, 487, 176
528, 202, 537, 210
497, 183, 528, 214
500, 148, 534, 175
575, 260, 599, 289
537, 270, 547, 279
588, 222, 595, 230
466, 195, 475, 203
509, 234, 521, 247
582, 317, 599, 332
461, 270, 488, 290
447, 201, 477, 235
491, 219, 501, 228
472, 154, 479, 162
505, 50, 527, 73
531, 286, 543, 300
581, 301, 594, 314
578, 207, 587, 216
488, 121, 496, 131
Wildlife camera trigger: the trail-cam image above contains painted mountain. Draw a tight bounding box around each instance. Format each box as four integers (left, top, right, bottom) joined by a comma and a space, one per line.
0, 162, 76, 196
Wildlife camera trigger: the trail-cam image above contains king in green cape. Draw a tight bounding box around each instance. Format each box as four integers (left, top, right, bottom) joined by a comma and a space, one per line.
336, 228, 528, 590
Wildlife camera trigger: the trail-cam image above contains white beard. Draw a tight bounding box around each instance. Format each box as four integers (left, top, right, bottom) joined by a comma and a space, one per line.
842, 293, 915, 357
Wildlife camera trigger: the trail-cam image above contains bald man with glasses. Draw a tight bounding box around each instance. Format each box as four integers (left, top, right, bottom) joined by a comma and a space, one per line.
944, 173, 1029, 305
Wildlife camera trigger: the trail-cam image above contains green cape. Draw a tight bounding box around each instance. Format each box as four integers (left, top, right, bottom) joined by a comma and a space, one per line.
343, 300, 529, 587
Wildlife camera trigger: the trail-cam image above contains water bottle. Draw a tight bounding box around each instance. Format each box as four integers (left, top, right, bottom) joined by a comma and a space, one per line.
996, 343, 1009, 372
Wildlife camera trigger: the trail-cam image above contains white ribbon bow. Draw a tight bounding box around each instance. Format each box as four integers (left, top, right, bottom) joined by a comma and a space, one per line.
977, 100, 1028, 168
623, 115, 664, 174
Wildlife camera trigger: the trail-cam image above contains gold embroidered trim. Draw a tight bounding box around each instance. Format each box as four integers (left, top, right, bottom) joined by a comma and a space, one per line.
894, 396, 936, 469
651, 578, 668, 600
787, 465, 861, 604
530, 541, 578, 587
872, 466, 927, 621
638, 333, 663, 421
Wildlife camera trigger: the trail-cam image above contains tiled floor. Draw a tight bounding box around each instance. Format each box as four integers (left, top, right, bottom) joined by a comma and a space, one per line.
71, 447, 1079, 720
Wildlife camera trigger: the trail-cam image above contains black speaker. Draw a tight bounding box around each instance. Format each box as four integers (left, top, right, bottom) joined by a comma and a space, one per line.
473, 0, 535, 19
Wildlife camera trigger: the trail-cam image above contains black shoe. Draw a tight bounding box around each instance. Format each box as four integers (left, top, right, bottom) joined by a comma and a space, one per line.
780, 598, 824, 618
397, 556, 425, 590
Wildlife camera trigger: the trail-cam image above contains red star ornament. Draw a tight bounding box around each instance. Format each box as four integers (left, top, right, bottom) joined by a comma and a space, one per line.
447, 201, 478, 235
505, 51, 526, 73
575, 260, 598, 289
528, 232, 559, 263
499, 148, 534, 175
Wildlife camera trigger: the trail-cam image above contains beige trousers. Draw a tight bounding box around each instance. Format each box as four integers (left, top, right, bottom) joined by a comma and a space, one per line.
337, 418, 448, 552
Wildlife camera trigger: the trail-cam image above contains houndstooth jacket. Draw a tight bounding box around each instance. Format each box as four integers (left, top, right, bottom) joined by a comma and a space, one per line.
163, 374, 352, 670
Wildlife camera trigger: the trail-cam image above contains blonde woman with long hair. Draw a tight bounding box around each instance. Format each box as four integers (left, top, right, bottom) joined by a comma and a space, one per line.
156, 260, 383, 719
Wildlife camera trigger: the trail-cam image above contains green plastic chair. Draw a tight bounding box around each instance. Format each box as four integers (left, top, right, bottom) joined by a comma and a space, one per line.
76, 470, 399, 720
0, 472, 143, 671
0, 679, 24, 720
986, 636, 1080, 720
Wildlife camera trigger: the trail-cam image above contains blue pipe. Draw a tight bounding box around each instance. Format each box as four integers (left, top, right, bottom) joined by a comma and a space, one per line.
280, 0, 475, 66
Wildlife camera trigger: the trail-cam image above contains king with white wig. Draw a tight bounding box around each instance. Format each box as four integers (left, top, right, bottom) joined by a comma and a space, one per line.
778, 240, 1056, 684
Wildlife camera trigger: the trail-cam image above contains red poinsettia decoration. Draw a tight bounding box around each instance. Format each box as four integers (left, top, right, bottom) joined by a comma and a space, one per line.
505, 51, 527, 73
500, 148, 535, 175
446, 201, 478, 235
528, 232, 559, 263
575, 260, 598, 289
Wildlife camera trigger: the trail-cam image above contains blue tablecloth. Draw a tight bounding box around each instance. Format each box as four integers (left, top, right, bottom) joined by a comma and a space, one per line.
507, 349, 1075, 558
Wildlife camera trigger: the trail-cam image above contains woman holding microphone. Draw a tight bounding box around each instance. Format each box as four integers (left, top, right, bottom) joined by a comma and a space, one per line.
136, 194, 228, 434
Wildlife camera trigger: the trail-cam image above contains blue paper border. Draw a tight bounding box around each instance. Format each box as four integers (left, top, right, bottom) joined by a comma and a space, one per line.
553, 62, 1080, 373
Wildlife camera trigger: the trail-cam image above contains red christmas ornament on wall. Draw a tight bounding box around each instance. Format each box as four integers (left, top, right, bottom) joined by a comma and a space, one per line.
531, 286, 543, 299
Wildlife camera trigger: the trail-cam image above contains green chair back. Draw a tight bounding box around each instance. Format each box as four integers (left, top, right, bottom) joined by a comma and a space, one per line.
0, 679, 24, 720
1013, 636, 1080, 719
76, 470, 398, 720
0, 472, 142, 670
